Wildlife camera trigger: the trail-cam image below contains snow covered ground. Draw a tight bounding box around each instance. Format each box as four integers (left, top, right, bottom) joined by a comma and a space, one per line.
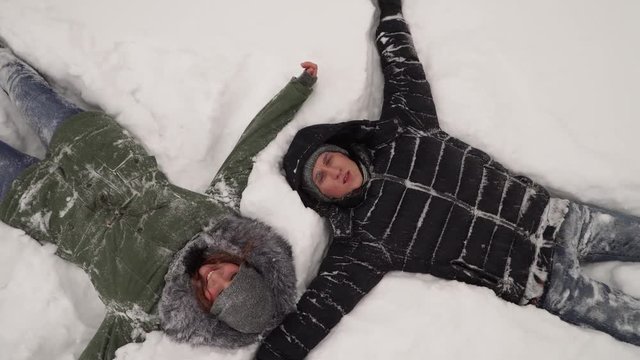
1, 0, 640, 359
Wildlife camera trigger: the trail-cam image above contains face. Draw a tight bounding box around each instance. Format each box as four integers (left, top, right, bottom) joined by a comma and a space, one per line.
312, 151, 363, 199
193, 262, 239, 309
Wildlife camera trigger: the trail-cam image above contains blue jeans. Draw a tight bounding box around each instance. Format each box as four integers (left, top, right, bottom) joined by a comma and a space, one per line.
0, 140, 39, 201
543, 201, 640, 346
0, 48, 83, 201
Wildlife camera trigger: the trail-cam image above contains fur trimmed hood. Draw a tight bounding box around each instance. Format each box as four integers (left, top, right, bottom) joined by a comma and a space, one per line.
158, 215, 297, 348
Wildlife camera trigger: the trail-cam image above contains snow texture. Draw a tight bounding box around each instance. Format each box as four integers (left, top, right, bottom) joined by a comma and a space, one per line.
0, 0, 639, 359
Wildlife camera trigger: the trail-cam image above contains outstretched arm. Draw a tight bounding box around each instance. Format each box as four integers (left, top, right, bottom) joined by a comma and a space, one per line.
207, 63, 317, 210
376, 0, 439, 130
256, 242, 386, 360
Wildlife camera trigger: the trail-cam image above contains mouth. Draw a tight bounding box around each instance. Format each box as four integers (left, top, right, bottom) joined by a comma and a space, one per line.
343, 171, 350, 184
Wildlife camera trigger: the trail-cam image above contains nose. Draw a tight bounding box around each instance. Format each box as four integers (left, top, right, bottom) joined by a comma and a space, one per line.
324, 165, 341, 180
209, 270, 230, 288
208, 267, 237, 290
202, 271, 227, 303
200, 264, 240, 303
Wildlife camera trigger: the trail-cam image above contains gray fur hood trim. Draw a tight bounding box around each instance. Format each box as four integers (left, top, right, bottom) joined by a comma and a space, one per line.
158, 215, 297, 348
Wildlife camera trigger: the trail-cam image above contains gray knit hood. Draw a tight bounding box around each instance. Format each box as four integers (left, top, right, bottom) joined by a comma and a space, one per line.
158, 215, 297, 348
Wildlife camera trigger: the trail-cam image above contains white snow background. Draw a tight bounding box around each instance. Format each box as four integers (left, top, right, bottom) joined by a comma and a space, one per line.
1, 0, 640, 359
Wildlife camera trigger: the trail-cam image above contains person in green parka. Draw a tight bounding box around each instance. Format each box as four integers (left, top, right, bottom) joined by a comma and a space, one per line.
0, 40, 317, 359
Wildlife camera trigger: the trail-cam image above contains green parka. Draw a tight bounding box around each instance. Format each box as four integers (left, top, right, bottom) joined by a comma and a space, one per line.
0, 73, 314, 360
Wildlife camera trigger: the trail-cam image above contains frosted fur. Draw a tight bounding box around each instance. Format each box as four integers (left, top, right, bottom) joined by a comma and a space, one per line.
158, 215, 297, 348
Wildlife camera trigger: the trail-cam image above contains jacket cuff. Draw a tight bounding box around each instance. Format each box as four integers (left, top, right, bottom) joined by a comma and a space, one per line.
379, 1, 402, 17
295, 70, 317, 88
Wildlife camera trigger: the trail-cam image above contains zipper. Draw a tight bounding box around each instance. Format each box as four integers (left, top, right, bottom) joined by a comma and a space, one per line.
449, 259, 500, 286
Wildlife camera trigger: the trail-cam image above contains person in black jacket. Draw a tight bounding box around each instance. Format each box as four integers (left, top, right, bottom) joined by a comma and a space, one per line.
256, 0, 640, 358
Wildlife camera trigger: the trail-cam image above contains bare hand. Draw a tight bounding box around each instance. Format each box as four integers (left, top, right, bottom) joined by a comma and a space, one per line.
301, 61, 318, 77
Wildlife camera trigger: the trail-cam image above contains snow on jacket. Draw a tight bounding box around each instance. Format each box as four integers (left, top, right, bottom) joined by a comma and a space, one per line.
0, 73, 315, 360
257, 8, 552, 360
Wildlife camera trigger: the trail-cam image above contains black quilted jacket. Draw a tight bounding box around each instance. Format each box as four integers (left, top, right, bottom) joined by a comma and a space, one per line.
258, 5, 552, 360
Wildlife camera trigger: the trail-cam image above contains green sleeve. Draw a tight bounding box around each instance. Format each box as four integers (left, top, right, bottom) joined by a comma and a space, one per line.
206, 73, 315, 210
78, 315, 135, 360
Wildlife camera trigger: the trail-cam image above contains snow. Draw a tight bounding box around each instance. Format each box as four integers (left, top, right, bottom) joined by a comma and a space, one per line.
0, 0, 639, 359
59, 191, 79, 218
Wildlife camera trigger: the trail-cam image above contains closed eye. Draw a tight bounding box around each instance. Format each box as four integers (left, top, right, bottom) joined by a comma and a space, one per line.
325, 153, 332, 165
